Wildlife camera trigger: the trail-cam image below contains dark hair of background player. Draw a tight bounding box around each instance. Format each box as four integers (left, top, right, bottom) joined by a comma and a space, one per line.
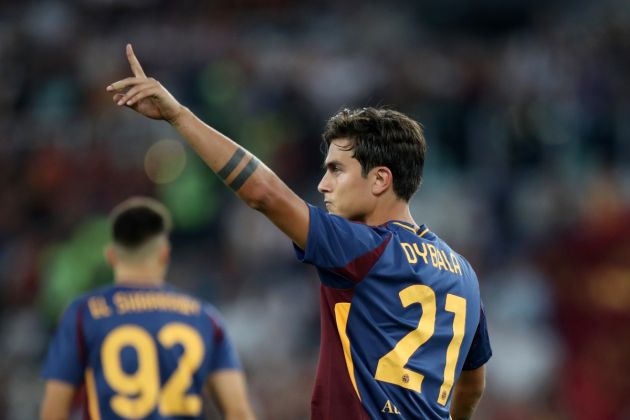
109, 197, 172, 249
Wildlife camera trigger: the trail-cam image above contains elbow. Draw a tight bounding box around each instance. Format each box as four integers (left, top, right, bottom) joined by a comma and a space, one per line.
470, 387, 485, 405
469, 377, 486, 399
451, 382, 485, 420
464, 380, 486, 407
239, 177, 275, 213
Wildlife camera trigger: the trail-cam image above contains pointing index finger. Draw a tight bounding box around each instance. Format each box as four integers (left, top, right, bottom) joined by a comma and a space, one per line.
126, 43, 146, 78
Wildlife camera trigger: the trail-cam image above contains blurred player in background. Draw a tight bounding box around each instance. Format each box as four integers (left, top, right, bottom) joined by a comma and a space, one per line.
107, 44, 491, 420
40, 197, 255, 420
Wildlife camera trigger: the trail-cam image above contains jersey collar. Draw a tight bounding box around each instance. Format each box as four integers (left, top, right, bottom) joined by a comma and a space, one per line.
389, 221, 432, 238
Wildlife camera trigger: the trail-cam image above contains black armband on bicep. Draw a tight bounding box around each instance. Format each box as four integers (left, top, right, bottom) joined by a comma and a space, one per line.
229, 157, 260, 191
217, 148, 260, 191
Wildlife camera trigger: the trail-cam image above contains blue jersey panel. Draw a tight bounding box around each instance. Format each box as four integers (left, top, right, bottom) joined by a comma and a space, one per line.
42, 284, 240, 420
42, 299, 85, 385
295, 204, 492, 420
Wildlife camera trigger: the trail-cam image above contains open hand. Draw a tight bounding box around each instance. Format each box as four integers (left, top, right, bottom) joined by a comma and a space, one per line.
107, 44, 184, 123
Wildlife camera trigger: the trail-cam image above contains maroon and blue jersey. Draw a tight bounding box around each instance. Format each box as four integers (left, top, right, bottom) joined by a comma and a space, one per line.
42, 284, 240, 420
295, 204, 492, 420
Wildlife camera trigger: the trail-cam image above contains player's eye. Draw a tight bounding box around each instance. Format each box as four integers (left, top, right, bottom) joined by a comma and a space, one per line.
324, 164, 338, 173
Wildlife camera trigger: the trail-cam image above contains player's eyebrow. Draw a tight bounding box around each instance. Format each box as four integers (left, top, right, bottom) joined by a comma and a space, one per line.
322, 160, 344, 170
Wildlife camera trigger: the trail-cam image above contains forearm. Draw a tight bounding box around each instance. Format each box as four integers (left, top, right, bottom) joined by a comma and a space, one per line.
171, 108, 268, 198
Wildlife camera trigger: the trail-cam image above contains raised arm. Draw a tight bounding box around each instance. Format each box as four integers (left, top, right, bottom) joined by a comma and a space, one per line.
107, 44, 309, 248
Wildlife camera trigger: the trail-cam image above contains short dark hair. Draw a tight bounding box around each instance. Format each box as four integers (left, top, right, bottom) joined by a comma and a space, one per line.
109, 197, 172, 249
322, 107, 427, 202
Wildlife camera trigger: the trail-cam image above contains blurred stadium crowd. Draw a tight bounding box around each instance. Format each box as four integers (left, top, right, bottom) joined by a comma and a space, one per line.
0, 0, 629, 418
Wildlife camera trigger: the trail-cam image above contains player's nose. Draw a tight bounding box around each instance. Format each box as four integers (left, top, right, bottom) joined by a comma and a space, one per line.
318, 173, 331, 193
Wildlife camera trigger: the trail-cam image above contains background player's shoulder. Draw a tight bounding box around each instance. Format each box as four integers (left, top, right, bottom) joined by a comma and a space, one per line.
161, 283, 205, 304
194, 300, 231, 345
160, 283, 224, 320
199, 300, 226, 323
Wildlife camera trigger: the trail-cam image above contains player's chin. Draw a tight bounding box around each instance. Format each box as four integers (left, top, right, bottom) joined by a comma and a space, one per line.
327, 209, 343, 217
328, 208, 349, 219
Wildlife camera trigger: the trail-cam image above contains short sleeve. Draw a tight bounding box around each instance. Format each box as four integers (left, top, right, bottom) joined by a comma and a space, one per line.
462, 306, 492, 370
205, 307, 241, 373
41, 300, 86, 385
294, 204, 391, 284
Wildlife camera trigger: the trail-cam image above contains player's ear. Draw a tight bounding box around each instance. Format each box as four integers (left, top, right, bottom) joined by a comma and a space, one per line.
371, 166, 392, 196
104, 245, 116, 267
158, 240, 171, 265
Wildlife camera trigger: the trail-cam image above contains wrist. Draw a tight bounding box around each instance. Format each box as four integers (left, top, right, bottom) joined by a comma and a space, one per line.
168, 105, 189, 127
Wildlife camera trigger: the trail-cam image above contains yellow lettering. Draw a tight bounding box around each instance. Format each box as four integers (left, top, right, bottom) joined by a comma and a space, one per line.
401, 243, 417, 264
413, 243, 429, 265
113, 292, 200, 316
427, 244, 439, 268
435, 249, 448, 271
381, 400, 401, 415
113, 293, 124, 314
88, 298, 98, 318
157, 295, 165, 310
382, 400, 393, 414
449, 253, 462, 275
88, 297, 111, 319
144, 294, 154, 310
440, 250, 454, 273
127, 294, 138, 312
136, 294, 147, 311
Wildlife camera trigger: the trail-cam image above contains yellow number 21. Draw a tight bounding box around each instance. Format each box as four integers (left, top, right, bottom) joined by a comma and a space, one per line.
374, 285, 466, 405
100, 323, 204, 418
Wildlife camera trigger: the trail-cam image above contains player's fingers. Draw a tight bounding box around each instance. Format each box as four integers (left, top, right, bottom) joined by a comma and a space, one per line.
107, 77, 154, 91
106, 77, 147, 92
125, 86, 161, 106
126, 44, 147, 78
115, 81, 155, 105
112, 93, 125, 103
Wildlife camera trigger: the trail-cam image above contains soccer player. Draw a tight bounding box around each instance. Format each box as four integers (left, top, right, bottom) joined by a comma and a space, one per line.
107, 44, 492, 420
40, 197, 255, 420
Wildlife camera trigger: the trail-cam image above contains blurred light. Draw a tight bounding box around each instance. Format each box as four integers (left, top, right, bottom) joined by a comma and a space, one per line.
144, 139, 187, 184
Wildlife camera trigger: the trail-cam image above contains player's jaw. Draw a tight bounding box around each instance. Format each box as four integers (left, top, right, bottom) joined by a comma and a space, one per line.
322, 196, 365, 222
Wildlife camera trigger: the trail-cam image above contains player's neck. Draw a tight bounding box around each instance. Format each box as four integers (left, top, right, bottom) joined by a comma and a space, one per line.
113, 264, 166, 287
365, 198, 416, 227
